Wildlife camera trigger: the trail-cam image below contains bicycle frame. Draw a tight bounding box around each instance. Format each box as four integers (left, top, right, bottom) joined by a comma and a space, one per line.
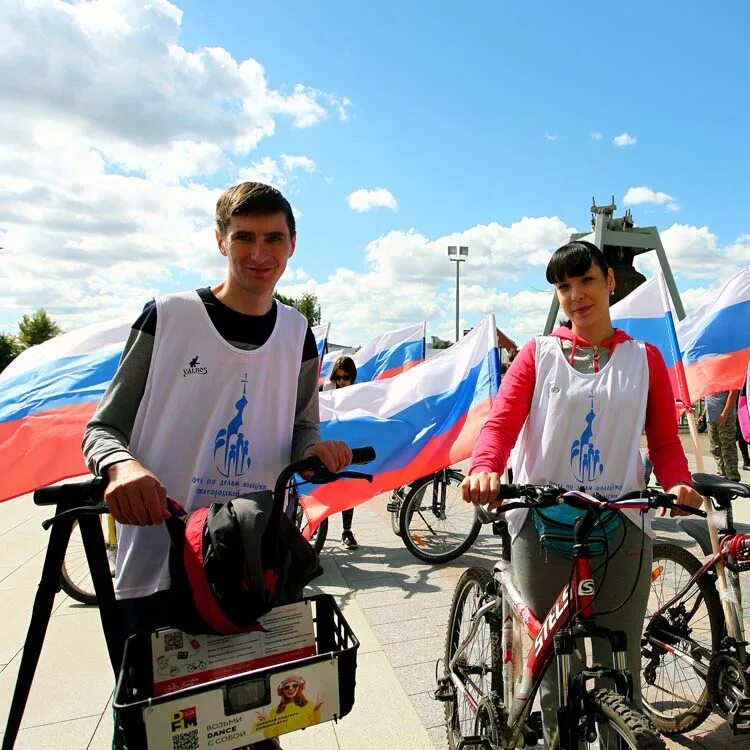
448, 524, 630, 748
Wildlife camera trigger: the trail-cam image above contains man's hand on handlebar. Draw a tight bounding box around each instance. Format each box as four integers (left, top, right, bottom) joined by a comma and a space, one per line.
303, 441, 353, 476
105, 459, 170, 526
461, 472, 502, 509
664, 483, 704, 518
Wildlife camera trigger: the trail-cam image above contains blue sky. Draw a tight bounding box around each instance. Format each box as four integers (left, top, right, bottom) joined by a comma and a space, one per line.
1, 0, 748, 344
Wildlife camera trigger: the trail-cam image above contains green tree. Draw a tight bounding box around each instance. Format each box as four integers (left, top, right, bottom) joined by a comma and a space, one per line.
296, 293, 321, 325
273, 291, 321, 325
0, 332, 20, 373
17, 309, 63, 348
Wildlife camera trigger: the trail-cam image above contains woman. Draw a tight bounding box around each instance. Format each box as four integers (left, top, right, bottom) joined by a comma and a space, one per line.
462, 240, 703, 743
324, 356, 360, 549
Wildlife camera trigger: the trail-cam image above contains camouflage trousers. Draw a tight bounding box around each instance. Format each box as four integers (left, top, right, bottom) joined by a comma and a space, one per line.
708, 420, 741, 481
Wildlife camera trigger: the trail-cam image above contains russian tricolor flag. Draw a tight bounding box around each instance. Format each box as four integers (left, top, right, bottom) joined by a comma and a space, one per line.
319, 322, 426, 384
311, 322, 330, 361
0, 319, 129, 502
677, 265, 750, 401
300, 315, 500, 530
610, 273, 688, 403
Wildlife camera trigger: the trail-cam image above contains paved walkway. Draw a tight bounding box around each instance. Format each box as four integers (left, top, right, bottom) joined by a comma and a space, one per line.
1, 441, 749, 749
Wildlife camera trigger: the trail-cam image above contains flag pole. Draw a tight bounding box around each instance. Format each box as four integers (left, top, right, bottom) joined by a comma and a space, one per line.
662, 275, 738, 637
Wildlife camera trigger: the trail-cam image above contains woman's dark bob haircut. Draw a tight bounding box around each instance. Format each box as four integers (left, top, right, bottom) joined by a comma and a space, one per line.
546, 240, 609, 285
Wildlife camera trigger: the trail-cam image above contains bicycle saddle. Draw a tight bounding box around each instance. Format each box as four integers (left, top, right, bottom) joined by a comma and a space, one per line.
692, 472, 750, 505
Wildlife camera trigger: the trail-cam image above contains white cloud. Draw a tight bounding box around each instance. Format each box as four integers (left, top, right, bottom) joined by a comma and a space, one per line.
346, 188, 399, 213
623, 186, 678, 210
635, 223, 750, 280
544, 134, 559, 141
613, 132, 637, 147
277, 216, 575, 345
0, 0, 346, 330
590, 132, 603, 140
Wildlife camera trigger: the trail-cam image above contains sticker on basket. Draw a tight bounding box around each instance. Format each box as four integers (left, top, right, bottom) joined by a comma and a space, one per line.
151, 601, 317, 697
143, 660, 341, 748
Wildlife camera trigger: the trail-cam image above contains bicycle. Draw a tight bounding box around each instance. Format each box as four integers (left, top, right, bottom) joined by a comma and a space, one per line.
3, 448, 375, 750
388, 468, 481, 563
60, 513, 118, 604
435, 483, 706, 749
641, 472, 750, 736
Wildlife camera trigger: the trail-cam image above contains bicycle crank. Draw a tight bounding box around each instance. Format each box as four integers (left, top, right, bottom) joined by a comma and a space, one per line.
706, 653, 750, 732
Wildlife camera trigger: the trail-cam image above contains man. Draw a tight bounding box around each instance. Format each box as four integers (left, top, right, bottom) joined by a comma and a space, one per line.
705, 389, 741, 482
83, 182, 350, 749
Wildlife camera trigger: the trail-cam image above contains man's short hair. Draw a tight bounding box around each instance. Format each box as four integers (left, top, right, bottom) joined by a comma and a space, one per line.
215, 182, 296, 237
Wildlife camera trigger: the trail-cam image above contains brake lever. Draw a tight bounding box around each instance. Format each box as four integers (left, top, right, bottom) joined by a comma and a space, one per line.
672, 503, 707, 518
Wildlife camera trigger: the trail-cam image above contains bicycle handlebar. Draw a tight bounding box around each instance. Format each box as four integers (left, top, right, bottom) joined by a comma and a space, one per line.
474, 484, 707, 524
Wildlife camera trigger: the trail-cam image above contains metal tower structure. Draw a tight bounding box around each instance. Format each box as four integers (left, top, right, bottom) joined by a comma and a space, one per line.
543, 197, 686, 333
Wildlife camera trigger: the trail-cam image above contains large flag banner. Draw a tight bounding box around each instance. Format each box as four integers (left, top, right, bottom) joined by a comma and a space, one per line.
301, 315, 500, 530
610, 273, 690, 404
677, 265, 750, 401
319, 322, 426, 385
0, 318, 130, 502
311, 323, 330, 362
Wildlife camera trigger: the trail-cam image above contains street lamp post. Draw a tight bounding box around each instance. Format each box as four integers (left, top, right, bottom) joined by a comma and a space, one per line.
447, 245, 469, 342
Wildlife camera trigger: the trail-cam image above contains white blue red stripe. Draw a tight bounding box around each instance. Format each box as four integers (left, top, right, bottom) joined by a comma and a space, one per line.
311, 323, 330, 361
611, 273, 688, 402
0, 319, 130, 502
676, 266, 750, 401
319, 322, 426, 384
300, 316, 500, 530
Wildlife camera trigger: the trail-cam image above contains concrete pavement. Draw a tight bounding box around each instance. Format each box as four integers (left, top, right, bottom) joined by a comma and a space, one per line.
1, 440, 750, 749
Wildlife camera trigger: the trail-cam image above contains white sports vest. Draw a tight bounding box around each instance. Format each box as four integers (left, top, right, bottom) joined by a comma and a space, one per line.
509, 336, 650, 540
115, 292, 307, 599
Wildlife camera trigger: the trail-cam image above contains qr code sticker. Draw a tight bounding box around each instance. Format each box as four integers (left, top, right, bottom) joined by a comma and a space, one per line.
163, 631, 184, 652
171, 729, 198, 750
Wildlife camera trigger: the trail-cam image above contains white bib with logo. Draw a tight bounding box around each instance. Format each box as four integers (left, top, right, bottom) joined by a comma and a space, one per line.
115, 292, 307, 599
509, 336, 650, 539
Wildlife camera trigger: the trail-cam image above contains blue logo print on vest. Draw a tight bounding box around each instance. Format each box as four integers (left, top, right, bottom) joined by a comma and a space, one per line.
570, 396, 604, 483
213, 374, 252, 478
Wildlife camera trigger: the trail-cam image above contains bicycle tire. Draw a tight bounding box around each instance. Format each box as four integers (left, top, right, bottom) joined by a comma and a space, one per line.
60, 519, 116, 606
640, 541, 723, 735
584, 689, 665, 749
390, 489, 404, 537
399, 470, 480, 564
444, 566, 503, 750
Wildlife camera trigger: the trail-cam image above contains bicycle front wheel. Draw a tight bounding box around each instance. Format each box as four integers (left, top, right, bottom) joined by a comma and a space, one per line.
444, 567, 504, 750
400, 470, 480, 563
640, 542, 722, 735
584, 689, 665, 749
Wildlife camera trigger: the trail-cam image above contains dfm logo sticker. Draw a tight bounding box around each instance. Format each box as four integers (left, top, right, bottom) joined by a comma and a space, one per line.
170, 706, 198, 733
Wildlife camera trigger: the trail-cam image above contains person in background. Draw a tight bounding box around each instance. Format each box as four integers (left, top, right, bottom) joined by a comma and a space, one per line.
705, 390, 741, 481
325, 355, 360, 550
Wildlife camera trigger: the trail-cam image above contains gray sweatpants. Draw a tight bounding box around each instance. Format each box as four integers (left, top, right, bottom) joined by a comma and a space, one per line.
513, 516, 653, 746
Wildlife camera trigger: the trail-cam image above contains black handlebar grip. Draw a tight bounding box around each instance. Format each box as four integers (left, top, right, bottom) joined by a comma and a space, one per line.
351, 447, 376, 465
33, 476, 107, 507
497, 484, 522, 500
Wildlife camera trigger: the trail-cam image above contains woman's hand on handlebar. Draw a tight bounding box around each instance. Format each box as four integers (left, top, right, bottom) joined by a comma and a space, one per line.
105, 459, 170, 526
303, 441, 353, 476
664, 483, 704, 518
461, 472, 502, 508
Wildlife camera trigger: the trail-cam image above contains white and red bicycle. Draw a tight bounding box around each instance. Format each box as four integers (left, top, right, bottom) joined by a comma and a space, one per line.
435, 484, 705, 749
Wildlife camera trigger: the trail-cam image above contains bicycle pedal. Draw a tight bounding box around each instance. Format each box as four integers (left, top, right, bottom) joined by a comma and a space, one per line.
433, 677, 454, 702
385, 501, 400, 513
727, 697, 750, 733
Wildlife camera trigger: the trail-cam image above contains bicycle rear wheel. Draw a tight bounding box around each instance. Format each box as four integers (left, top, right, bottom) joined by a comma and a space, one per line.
640, 542, 722, 734
60, 517, 117, 606
444, 567, 503, 750
400, 470, 480, 563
